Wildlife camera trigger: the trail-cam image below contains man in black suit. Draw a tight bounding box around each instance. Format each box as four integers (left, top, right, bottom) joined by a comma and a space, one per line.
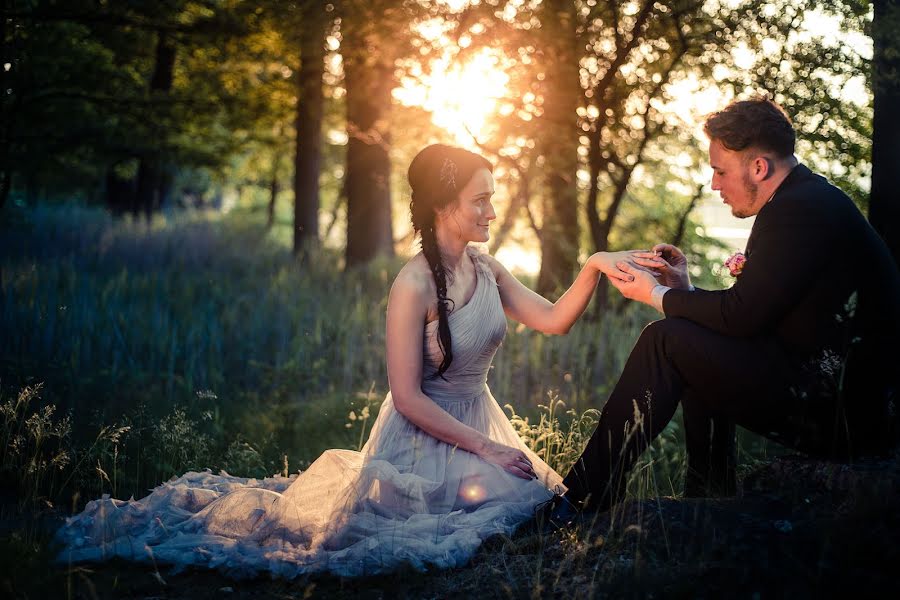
555, 98, 900, 517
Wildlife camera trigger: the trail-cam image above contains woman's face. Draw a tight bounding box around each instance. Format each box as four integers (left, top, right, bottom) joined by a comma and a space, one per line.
437, 168, 497, 244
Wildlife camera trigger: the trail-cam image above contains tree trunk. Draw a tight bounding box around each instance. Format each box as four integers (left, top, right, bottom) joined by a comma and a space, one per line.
343, 26, 394, 268
535, 0, 580, 296
25, 170, 38, 205
584, 144, 608, 319
267, 173, 279, 230
293, 3, 327, 254
672, 184, 704, 249
870, 0, 900, 267
0, 7, 12, 210
135, 30, 175, 222
488, 170, 531, 255
105, 167, 136, 215
0, 170, 10, 210
136, 159, 160, 221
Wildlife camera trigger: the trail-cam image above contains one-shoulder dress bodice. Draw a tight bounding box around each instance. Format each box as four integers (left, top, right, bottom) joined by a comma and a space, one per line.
421, 248, 507, 404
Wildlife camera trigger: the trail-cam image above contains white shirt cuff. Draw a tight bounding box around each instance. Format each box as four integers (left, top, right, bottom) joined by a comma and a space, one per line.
652, 283, 695, 314
650, 285, 670, 313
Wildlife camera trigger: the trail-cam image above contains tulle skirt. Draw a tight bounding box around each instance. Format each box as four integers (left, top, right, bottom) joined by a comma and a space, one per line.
56, 387, 563, 578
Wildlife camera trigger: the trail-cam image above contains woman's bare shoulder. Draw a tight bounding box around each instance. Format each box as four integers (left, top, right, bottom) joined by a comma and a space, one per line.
391, 253, 435, 299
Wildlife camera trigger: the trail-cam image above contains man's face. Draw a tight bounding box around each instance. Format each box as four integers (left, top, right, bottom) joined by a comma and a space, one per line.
709, 139, 764, 218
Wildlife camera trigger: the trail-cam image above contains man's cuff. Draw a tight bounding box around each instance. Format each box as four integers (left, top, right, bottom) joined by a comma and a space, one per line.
654, 284, 695, 314
650, 285, 670, 314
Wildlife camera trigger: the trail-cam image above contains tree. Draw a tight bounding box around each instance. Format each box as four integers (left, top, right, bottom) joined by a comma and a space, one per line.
532, 0, 581, 295
293, 1, 330, 254
870, 0, 900, 265
726, 1, 872, 207
3, 1, 255, 213
457, 0, 732, 299
341, 0, 421, 267
135, 28, 177, 221
3, 1, 145, 209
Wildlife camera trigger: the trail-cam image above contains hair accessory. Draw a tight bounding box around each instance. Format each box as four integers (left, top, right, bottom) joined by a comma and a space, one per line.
439, 157, 458, 190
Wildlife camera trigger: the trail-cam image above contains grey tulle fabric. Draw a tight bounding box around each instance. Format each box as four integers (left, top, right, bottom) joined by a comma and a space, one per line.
56, 248, 564, 577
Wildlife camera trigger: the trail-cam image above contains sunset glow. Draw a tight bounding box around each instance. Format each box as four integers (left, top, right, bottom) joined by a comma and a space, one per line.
394, 48, 511, 146
387, 5, 872, 275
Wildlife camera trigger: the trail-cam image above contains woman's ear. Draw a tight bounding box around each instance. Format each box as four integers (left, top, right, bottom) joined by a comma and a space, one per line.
435, 198, 459, 222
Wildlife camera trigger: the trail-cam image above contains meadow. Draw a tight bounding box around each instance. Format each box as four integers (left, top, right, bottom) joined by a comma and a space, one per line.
0, 203, 782, 597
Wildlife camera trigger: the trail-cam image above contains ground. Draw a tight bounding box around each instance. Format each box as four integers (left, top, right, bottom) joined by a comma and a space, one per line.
4, 452, 899, 599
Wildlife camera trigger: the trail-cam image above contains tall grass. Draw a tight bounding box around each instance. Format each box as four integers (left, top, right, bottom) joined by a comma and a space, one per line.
0, 204, 794, 599
1, 204, 779, 513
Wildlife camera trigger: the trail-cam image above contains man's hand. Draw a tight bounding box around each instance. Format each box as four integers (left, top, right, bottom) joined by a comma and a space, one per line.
609, 262, 660, 305
589, 250, 663, 282
648, 243, 691, 290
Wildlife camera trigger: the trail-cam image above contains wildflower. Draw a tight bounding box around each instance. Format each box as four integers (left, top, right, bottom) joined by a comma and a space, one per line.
724, 251, 746, 277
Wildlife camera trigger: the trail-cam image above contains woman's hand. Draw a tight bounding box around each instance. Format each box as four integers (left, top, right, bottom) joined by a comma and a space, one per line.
588, 250, 662, 283
478, 440, 537, 480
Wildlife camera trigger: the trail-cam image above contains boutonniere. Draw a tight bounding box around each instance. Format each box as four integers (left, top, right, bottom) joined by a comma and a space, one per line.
724, 252, 746, 277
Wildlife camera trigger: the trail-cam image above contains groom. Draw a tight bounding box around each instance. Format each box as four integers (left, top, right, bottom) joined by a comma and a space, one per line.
555, 98, 900, 517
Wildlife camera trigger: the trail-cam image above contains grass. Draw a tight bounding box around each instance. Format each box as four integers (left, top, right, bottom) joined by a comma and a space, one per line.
0, 203, 786, 597
1, 203, 661, 493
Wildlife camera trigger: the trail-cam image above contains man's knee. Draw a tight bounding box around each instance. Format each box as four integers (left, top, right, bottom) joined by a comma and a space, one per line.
638, 318, 700, 349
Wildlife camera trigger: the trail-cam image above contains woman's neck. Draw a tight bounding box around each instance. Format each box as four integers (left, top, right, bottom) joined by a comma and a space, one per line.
433, 227, 469, 272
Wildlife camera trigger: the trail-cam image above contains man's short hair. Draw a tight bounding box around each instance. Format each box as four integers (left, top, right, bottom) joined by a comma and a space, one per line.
704, 97, 796, 159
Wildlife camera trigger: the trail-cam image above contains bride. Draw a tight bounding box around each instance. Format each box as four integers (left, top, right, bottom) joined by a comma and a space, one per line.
56, 144, 649, 577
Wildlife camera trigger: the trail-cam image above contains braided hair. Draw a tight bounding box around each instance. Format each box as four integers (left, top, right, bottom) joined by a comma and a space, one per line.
407, 144, 493, 379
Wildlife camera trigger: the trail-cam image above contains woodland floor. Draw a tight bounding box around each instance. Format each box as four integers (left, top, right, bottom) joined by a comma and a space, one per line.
4, 452, 899, 599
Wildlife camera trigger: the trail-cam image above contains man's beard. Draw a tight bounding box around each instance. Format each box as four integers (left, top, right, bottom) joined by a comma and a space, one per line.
733, 171, 759, 218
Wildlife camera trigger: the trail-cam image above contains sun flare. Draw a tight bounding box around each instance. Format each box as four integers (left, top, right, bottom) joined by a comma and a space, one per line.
394, 48, 510, 146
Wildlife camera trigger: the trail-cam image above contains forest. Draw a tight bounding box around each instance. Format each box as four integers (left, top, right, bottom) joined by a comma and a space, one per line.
2, 0, 899, 597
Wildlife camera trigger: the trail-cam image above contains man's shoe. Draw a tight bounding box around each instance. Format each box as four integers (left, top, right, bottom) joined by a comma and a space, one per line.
535, 493, 582, 532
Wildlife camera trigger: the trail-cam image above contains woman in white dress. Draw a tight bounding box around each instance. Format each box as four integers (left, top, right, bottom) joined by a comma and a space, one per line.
56, 144, 646, 578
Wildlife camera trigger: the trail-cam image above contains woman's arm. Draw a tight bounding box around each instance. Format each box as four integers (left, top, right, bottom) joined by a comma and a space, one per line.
484, 250, 660, 335
385, 270, 537, 480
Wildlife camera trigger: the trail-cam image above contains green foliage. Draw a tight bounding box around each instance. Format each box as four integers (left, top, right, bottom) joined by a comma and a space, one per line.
0, 205, 652, 503
344, 383, 382, 452
4, 0, 273, 204
716, 0, 874, 207
149, 407, 212, 477
0, 383, 72, 508
0, 206, 806, 600
507, 391, 601, 476
222, 438, 268, 479
0, 206, 790, 516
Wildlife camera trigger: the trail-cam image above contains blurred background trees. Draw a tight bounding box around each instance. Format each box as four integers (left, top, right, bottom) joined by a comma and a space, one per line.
870, 0, 900, 264
2, 0, 895, 277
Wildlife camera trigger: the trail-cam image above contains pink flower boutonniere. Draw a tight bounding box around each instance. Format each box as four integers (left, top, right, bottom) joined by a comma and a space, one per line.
724, 252, 746, 277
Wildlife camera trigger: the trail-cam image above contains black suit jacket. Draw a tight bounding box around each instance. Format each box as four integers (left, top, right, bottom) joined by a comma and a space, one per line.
663, 164, 900, 396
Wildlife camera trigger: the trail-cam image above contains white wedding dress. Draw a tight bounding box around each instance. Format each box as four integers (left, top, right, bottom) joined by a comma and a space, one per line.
56, 249, 564, 577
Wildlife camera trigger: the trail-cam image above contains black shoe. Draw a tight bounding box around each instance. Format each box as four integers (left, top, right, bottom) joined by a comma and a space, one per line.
535, 493, 582, 532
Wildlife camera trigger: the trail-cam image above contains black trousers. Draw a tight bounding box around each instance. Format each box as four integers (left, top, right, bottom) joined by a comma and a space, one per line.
561, 318, 892, 512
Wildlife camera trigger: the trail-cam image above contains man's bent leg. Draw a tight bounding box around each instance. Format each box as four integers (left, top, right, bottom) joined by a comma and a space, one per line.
563, 320, 685, 512
682, 390, 736, 497
563, 319, 791, 512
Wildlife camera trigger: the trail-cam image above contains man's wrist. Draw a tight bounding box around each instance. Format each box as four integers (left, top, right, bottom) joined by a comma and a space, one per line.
650, 284, 670, 313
